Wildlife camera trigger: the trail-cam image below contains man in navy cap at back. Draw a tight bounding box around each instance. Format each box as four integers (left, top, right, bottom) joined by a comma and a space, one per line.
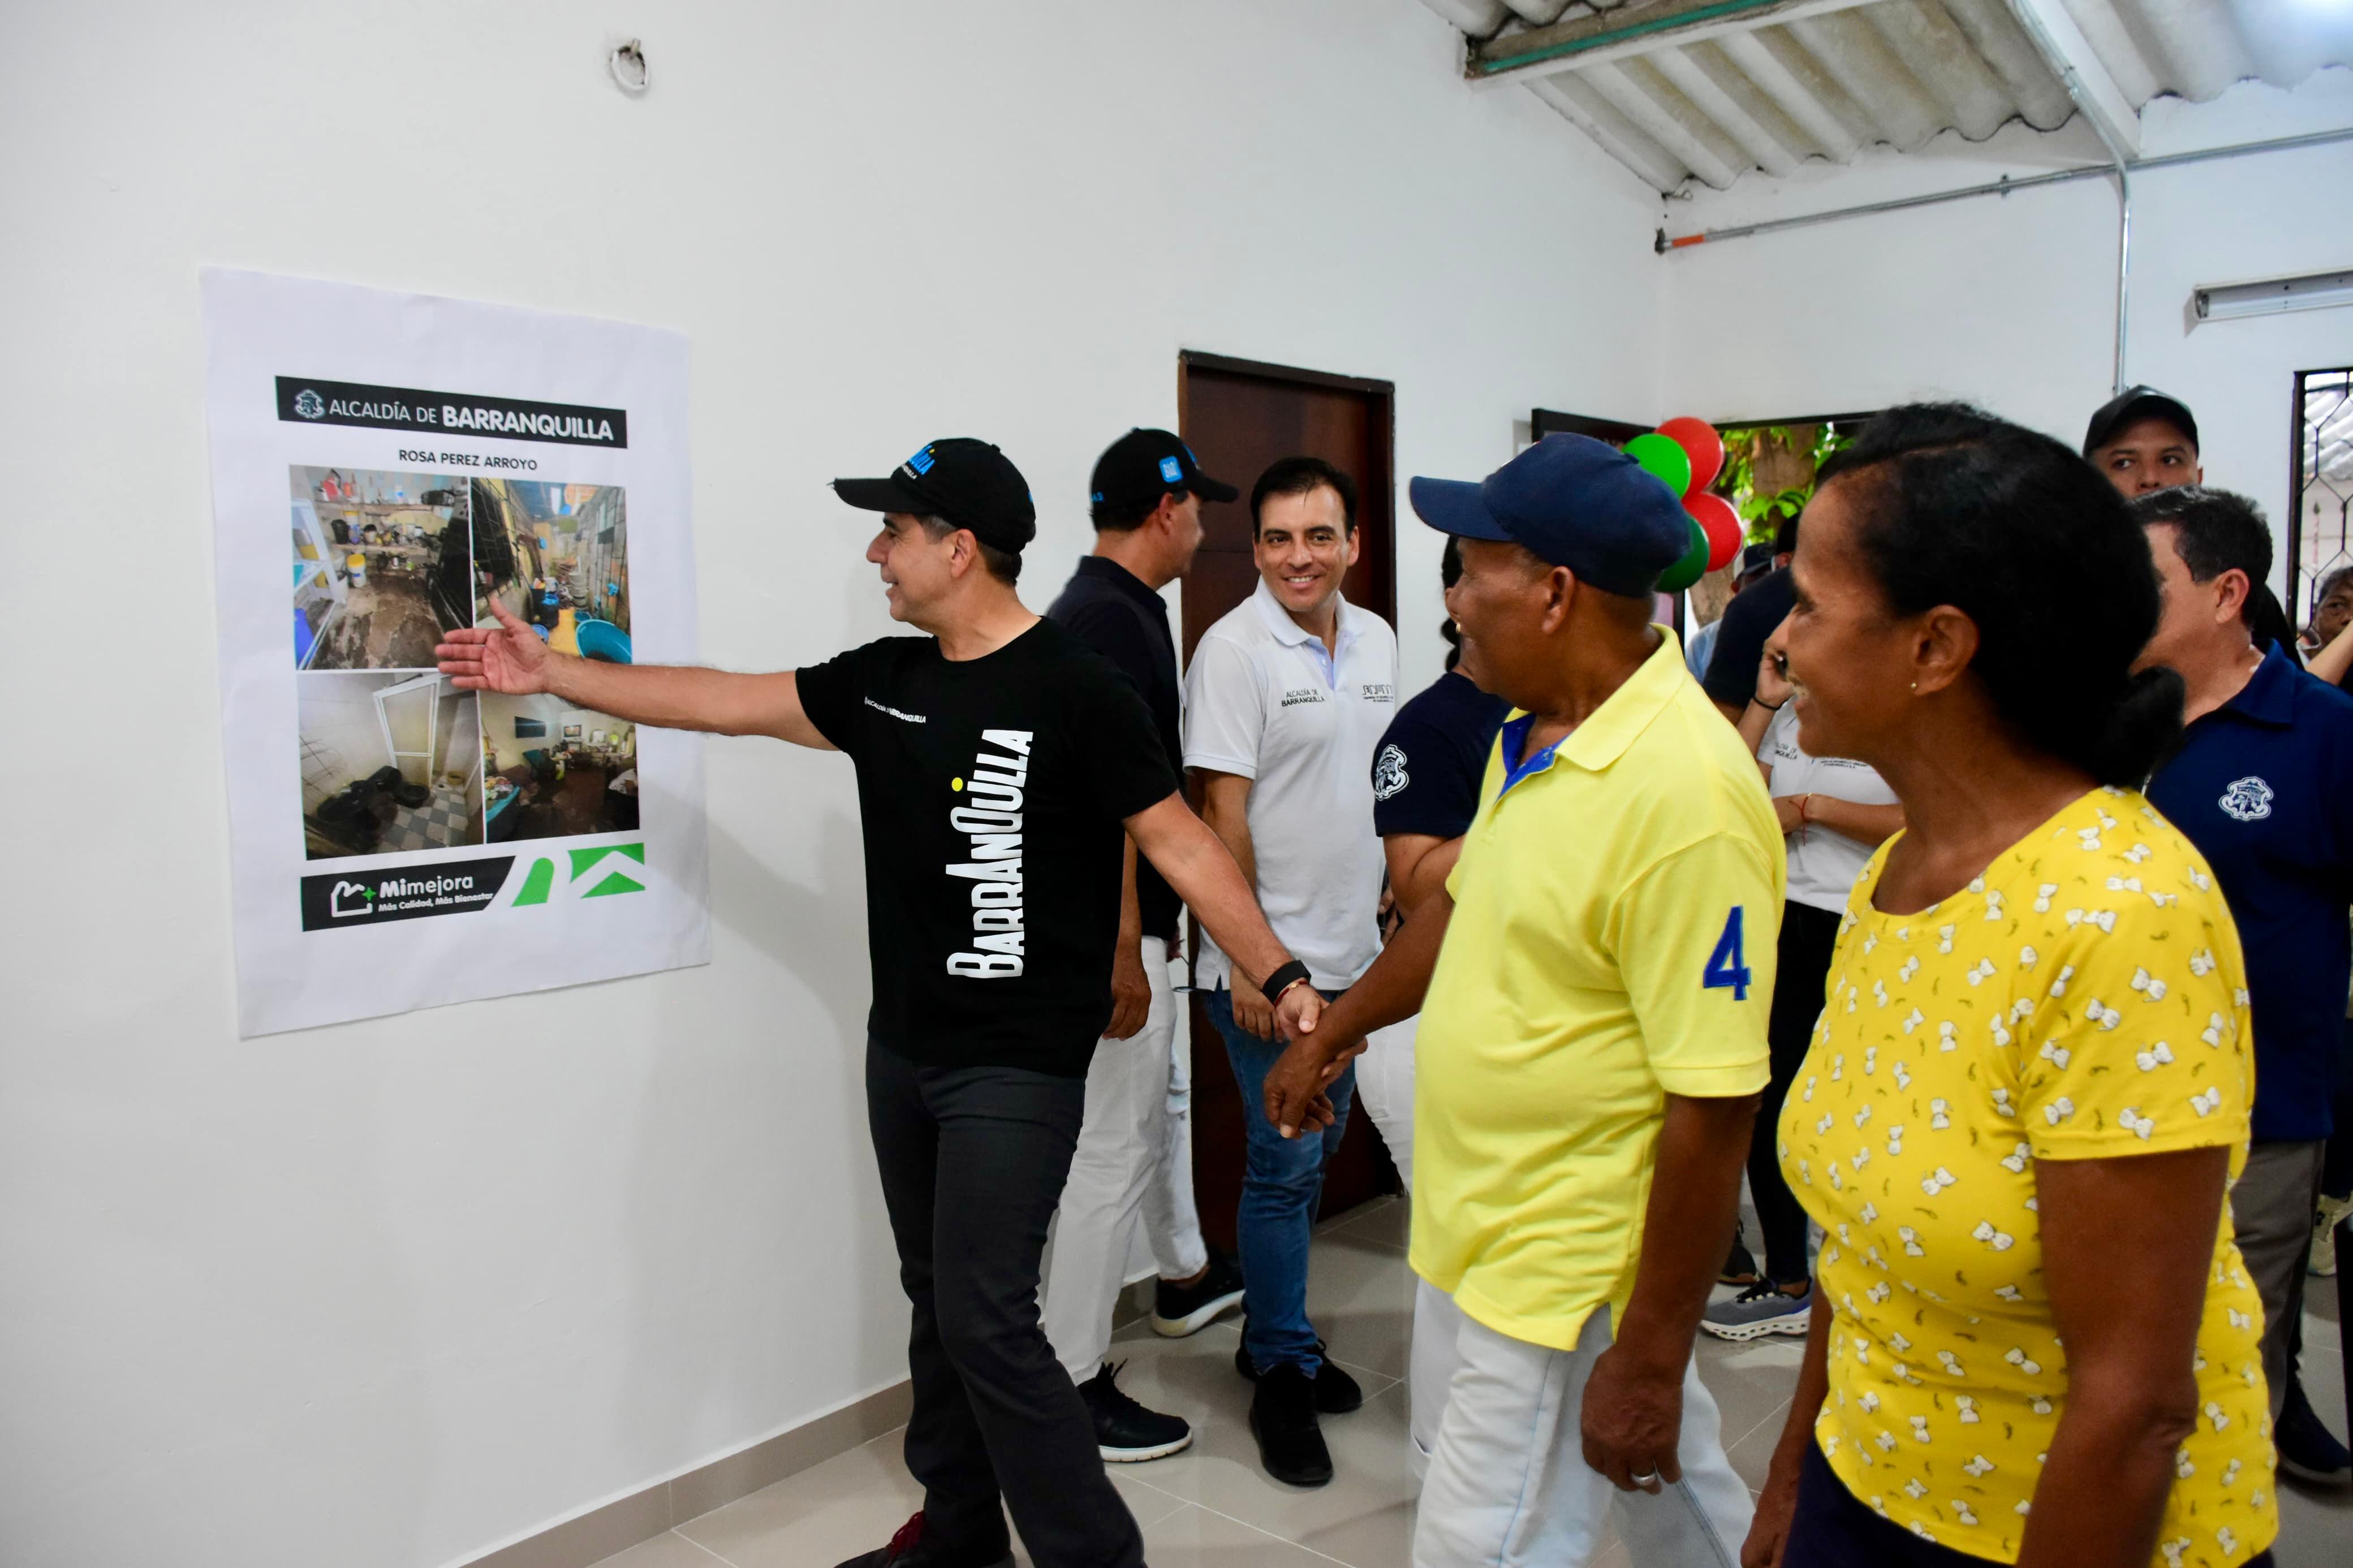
1259, 434, 1778, 1566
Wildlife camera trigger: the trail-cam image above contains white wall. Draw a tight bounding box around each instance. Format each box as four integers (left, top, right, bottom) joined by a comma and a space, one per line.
1658, 73, 2353, 607
0, 5, 1662, 1567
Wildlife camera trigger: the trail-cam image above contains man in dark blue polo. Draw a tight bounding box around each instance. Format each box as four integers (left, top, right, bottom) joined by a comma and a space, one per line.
2135, 486, 2353, 1485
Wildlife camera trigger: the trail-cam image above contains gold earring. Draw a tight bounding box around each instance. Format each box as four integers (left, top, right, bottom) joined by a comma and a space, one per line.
1910, 681, 1919, 692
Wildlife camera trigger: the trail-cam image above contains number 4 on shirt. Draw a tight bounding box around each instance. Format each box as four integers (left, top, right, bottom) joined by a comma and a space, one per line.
1704, 906, 1753, 1001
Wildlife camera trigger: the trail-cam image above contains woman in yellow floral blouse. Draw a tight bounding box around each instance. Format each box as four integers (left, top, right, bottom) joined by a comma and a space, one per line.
1740, 406, 2277, 1568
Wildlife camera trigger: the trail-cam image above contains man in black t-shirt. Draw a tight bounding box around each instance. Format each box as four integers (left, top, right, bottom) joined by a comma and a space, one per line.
438, 437, 1324, 1568
1037, 430, 1248, 1466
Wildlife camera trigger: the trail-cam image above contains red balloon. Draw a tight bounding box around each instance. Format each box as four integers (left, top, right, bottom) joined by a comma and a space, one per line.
1687, 493, 1743, 573
1658, 416, 1725, 496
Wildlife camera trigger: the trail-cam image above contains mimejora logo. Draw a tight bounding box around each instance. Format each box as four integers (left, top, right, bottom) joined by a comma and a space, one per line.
300, 844, 645, 931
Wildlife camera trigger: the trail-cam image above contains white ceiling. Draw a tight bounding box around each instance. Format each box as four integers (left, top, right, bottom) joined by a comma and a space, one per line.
1418, 1, 2353, 192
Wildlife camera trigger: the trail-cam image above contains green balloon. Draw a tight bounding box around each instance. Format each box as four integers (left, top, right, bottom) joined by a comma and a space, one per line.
1625, 432, 1693, 498
1657, 516, 1710, 593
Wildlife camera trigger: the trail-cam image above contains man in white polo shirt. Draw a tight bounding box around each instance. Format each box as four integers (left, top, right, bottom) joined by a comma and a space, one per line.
1184, 454, 1398, 1487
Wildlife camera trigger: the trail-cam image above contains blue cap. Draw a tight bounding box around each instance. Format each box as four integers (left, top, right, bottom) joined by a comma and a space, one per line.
1409, 433, 1691, 597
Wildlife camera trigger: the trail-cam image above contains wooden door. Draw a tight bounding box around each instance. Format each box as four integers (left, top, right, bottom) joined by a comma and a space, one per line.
1175, 351, 1399, 1252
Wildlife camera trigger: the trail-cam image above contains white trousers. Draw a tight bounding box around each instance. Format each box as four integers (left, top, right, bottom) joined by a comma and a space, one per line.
1415, 1306, 1753, 1568
1041, 938, 1208, 1381
1356, 1015, 1466, 1484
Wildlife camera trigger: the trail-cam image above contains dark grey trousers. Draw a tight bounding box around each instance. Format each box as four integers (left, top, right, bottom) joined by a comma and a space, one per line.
2233, 1137, 2325, 1418
865, 1040, 1145, 1568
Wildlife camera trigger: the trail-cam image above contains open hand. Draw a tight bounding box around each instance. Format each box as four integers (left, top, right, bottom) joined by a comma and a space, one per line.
1740, 1455, 1802, 1567
1104, 943, 1150, 1041
1264, 1031, 1333, 1139
1580, 1344, 1684, 1494
436, 598, 555, 694
1773, 794, 1808, 836
1231, 971, 1276, 1040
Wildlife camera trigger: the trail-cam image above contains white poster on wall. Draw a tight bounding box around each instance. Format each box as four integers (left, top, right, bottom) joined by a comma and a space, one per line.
201, 269, 709, 1036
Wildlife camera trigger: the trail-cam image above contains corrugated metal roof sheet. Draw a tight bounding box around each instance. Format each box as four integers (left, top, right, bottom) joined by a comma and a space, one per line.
1424, 1, 2353, 192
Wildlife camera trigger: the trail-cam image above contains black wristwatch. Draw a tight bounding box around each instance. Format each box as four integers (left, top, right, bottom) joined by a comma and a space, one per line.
1260, 958, 1314, 1004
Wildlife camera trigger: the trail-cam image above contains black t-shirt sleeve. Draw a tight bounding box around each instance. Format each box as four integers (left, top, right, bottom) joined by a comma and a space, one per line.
1701, 572, 1791, 709
1066, 654, 1182, 819
1370, 712, 1471, 839
794, 641, 874, 755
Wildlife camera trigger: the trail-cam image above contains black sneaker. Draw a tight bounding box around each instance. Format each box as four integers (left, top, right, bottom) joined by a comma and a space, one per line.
1152, 1249, 1245, 1337
1232, 1322, 1363, 1414
834, 1510, 1014, 1567
1078, 1360, 1193, 1462
2277, 1373, 2351, 1485
1249, 1364, 1333, 1488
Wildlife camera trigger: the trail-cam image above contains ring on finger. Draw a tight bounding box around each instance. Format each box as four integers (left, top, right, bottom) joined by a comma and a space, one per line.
1630, 1470, 1660, 1486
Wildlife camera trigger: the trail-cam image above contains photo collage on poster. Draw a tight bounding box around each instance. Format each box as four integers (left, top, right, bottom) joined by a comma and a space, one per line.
291, 468, 640, 859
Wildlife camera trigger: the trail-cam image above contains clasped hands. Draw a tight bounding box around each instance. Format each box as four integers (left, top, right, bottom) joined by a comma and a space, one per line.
1260, 1025, 1368, 1142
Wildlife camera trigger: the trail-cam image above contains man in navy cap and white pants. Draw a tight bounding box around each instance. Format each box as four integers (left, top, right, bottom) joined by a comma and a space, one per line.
1257, 434, 1773, 1567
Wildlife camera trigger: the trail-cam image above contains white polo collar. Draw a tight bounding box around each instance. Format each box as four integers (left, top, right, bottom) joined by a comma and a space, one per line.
1251, 577, 1357, 655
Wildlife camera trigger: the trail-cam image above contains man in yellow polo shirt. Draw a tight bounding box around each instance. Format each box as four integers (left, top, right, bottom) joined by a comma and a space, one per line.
1265, 434, 1781, 1568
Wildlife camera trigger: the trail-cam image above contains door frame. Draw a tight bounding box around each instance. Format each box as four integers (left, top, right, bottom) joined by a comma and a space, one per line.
1179, 349, 1399, 630
374, 672, 442, 786
1173, 349, 1406, 1243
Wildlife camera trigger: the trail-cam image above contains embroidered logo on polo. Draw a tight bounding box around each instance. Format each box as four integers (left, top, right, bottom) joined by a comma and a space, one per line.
2218, 776, 2274, 823
1372, 744, 1409, 801
1280, 687, 1326, 707
1361, 683, 1394, 703
945, 730, 1033, 978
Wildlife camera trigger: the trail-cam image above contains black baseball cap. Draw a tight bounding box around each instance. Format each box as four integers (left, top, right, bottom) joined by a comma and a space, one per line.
833, 438, 1037, 555
1736, 541, 1776, 581
1409, 434, 1690, 597
2083, 387, 2199, 457
1089, 428, 1238, 516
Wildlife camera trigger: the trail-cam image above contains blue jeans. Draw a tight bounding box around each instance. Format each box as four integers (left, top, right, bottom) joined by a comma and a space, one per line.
1205, 986, 1357, 1377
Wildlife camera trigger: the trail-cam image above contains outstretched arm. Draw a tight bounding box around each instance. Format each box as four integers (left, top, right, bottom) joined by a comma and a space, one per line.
437, 600, 834, 748
2310, 617, 2353, 687
1195, 768, 1279, 1038
1123, 793, 1319, 1043
1262, 891, 1452, 1138
1583, 1091, 1759, 1492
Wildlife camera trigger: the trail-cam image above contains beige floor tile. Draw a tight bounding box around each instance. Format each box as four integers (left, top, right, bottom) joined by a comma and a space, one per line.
1322, 1195, 1409, 1254
1101, 1365, 1416, 1560
1104, 1471, 1195, 1532
1003, 1474, 1193, 1566
654, 1198, 1860, 1568
2275, 1291, 2351, 1567
1300, 1231, 1417, 1381
675, 1432, 922, 1568
1134, 1501, 1350, 1565
1722, 1399, 1792, 1495
1694, 1332, 1808, 1453
586, 1531, 733, 1568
